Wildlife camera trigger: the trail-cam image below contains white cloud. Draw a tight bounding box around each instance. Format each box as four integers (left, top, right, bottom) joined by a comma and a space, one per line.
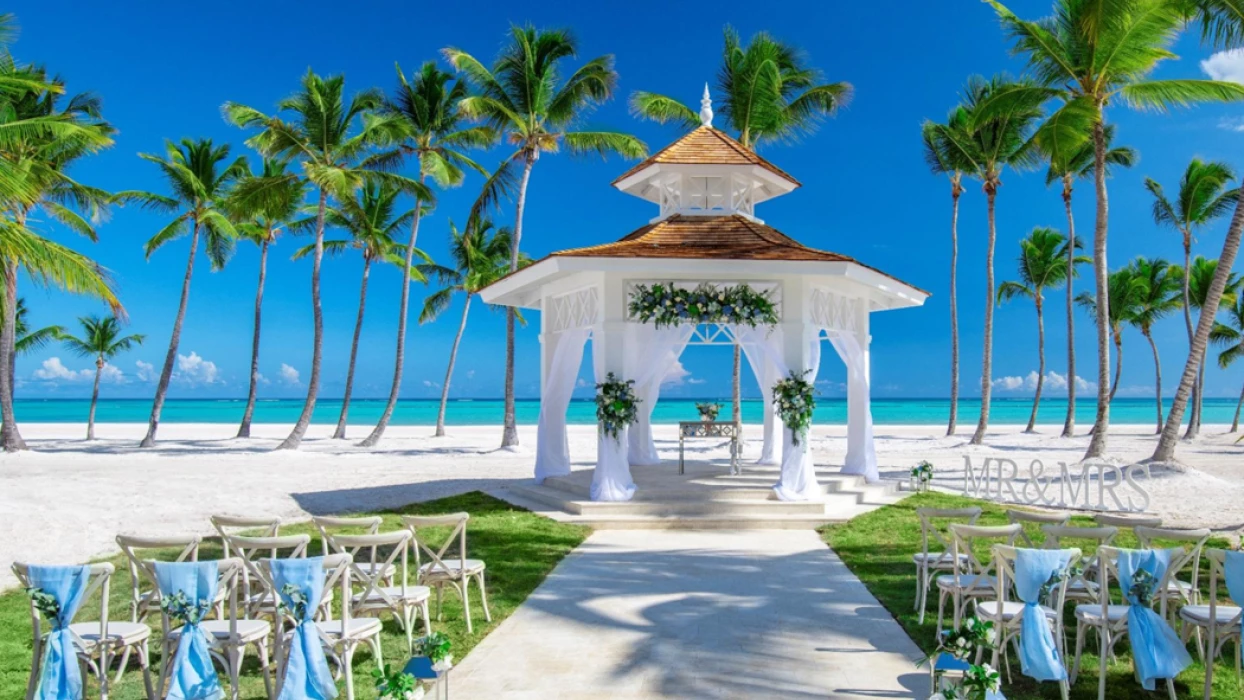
575, 378, 588, 389
174, 351, 220, 386
254, 372, 271, 386
135, 360, 156, 383
32, 357, 91, 383
466, 370, 476, 380
422, 379, 440, 389
1219, 117, 1244, 132
992, 371, 1096, 394
32, 358, 126, 385
279, 364, 301, 386
661, 360, 691, 386
1113, 384, 1157, 398
1203, 48, 1244, 83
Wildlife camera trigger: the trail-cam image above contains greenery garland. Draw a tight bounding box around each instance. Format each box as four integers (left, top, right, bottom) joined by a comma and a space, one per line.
773, 370, 815, 445
595, 372, 639, 441
628, 282, 778, 328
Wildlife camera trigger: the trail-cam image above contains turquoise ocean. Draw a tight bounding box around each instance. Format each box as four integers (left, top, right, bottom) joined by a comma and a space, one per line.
10, 397, 1240, 425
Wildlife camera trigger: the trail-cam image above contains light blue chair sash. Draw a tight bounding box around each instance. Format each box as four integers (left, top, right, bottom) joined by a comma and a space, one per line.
155, 561, 222, 700
1117, 548, 1192, 690
270, 557, 337, 700
1014, 548, 1072, 681
27, 565, 91, 700
1223, 550, 1244, 607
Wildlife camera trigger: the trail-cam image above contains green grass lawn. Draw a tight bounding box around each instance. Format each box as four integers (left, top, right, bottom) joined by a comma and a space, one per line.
822, 492, 1240, 700
0, 491, 589, 699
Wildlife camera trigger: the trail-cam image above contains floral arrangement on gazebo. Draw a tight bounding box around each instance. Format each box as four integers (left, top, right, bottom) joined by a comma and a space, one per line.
628, 281, 778, 328
773, 370, 816, 445
596, 373, 639, 441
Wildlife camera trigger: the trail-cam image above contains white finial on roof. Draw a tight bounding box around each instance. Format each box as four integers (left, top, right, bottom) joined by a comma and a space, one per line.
700, 83, 713, 127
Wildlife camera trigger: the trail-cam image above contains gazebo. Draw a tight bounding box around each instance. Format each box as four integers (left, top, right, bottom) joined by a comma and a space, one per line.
481, 88, 927, 503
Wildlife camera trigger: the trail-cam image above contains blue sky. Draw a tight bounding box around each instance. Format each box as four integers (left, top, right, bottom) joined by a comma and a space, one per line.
8, 0, 1244, 402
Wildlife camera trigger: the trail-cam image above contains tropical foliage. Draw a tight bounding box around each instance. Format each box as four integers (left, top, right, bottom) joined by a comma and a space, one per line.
58, 315, 143, 440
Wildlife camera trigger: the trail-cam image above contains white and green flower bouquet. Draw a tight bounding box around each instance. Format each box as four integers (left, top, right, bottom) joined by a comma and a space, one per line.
910, 460, 934, 492
595, 373, 639, 442
695, 402, 722, 421
628, 282, 778, 328
773, 370, 815, 446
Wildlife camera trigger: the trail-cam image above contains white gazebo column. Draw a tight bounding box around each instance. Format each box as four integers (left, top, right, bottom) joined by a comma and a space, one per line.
773, 281, 822, 501
842, 299, 878, 482
590, 309, 637, 500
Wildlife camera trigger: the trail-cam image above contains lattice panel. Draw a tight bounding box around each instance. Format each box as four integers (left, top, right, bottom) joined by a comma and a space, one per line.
687, 323, 738, 346
548, 286, 601, 333
809, 286, 859, 334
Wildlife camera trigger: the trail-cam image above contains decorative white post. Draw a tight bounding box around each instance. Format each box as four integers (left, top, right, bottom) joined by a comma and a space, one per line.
591, 275, 637, 501
842, 297, 878, 482
774, 279, 822, 501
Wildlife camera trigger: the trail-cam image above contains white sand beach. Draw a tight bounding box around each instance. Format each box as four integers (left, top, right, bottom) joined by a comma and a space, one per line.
1, 421, 1240, 590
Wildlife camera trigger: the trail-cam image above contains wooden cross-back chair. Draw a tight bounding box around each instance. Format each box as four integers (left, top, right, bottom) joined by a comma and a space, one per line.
1041, 525, 1119, 608
328, 529, 432, 654
115, 534, 207, 624
1196, 549, 1244, 699
210, 514, 281, 558
913, 507, 982, 624
222, 533, 328, 620
1005, 509, 1071, 547
1134, 526, 1211, 617
401, 513, 492, 634
313, 515, 395, 586
937, 523, 1022, 633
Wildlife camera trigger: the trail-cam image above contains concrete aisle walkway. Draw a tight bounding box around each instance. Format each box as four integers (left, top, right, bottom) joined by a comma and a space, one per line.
451, 530, 928, 699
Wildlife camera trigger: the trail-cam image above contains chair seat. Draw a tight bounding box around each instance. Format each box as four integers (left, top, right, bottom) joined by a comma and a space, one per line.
936, 574, 995, 592
352, 585, 431, 605
315, 618, 383, 640
1075, 604, 1131, 623
68, 621, 151, 648
420, 560, 485, 579
1179, 605, 1244, 625
167, 619, 270, 644
976, 600, 1059, 622
913, 552, 967, 566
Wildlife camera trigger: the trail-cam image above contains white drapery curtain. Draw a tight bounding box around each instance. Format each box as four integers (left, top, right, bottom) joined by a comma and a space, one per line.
737, 334, 779, 465
591, 334, 637, 501
734, 325, 822, 501
828, 331, 878, 482
626, 324, 694, 465
533, 328, 590, 483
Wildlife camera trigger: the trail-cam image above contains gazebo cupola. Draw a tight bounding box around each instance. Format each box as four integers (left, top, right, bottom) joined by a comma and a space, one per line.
611, 86, 800, 224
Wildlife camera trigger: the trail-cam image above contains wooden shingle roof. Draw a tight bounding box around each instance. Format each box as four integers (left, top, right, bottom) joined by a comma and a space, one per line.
555, 215, 847, 262
611, 126, 800, 187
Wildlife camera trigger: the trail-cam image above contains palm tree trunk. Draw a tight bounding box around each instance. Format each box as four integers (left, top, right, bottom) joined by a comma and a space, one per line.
1144, 329, 1163, 434
278, 187, 328, 450
361, 176, 427, 448
732, 344, 741, 422
333, 257, 371, 439
502, 153, 536, 449
1085, 114, 1112, 459
948, 188, 961, 436
237, 237, 269, 438
1062, 183, 1077, 438
87, 359, 102, 441
1231, 381, 1243, 433
970, 186, 998, 445
1182, 239, 1200, 440
0, 258, 24, 451
140, 220, 200, 448
1026, 294, 1045, 433
435, 293, 472, 437
1109, 330, 1123, 403
1153, 188, 1244, 462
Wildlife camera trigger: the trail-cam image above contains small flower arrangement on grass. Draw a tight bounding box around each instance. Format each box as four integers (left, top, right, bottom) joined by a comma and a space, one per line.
628, 282, 778, 328
416, 631, 453, 670
372, 664, 425, 700
960, 663, 1001, 699
773, 370, 815, 446
695, 402, 722, 421
910, 461, 934, 492
595, 373, 639, 442
160, 589, 212, 625
25, 587, 60, 620
923, 617, 1000, 700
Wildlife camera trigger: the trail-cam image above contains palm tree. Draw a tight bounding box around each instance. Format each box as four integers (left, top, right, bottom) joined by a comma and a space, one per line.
0, 65, 117, 450
922, 109, 975, 436
1154, 0, 1244, 461
445, 25, 647, 448
985, 0, 1244, 459
997, 227, 1083, 433
358, 62, 490, 448
1145, 159, 1238, 439
115, 139, 245, 448
1039, 122, 1135, 436
226, 156, 305, 438
292, 182, 419, 440
1127, 257, 1182, 433
1211, 297, 1244, 432
225, 71, 418, 450
418, 218, 515, 437
1077, 268, 1146, 404
2, 297, 64, 404
58, 315, 142, 440
959, 75, 1044, 446
1181, 256, 1242, 435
